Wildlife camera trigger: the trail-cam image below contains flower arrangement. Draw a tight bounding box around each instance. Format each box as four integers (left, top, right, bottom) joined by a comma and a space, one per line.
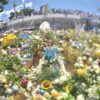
0, 29, 100, 100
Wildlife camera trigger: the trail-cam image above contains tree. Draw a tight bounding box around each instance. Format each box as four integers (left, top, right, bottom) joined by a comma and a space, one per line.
9, 12, 15, 20
0, 0, 9, 12
9, 8, 34, 20
22, 8, 34, 16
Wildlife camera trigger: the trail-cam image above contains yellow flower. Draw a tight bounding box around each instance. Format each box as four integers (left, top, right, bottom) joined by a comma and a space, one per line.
41, 80, 53, 90
95, 49, 100, 57
65, 84, 73, 93
8, 96, 14, 100
33, 94, 43, 100
2, 76, 7, 83
56, 96, 63, 100
51, 89, 59, 97
76, 69, 87, 77
67, 29, 75, 34
2, 33, 18, 46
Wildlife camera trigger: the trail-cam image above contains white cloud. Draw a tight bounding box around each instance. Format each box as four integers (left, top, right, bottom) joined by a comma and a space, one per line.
16, 2, 33, 11
25, 2, 33, 8
0, 2, 33, 18
22, 0, 25, 3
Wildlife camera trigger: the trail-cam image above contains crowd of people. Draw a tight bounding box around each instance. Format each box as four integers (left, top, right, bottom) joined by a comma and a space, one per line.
74, 19, 94, 33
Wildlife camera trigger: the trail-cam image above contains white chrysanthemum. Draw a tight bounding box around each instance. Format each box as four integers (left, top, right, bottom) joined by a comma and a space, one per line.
87, 85, 99, 99
81, 83, 86, 88
97, 76, 100, 81
74, 63, 79, 68
88, 57, 93, 64
60, 75, 68, 83
53, 79, 60, 84
1, 49, 7, 55
0, 38, 3, 42
79, 63, 84, 67
93, 64, 99, 69
77, 57, 82, 62
32, 35, 40, 40
95, 70, 100, 74
82, 56, 87, 61
27, 81, 33, 90
6, 88, 12, 94
4, 70, 8, 75
76, 94, 85, 100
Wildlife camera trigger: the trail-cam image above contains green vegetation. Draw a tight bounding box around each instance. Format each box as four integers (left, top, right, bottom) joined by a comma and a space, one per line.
9, 8, 34, 20
0, 0, 8, 12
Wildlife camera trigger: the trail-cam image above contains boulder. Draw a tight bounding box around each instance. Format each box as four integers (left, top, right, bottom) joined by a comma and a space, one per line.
39, 21, 51, 32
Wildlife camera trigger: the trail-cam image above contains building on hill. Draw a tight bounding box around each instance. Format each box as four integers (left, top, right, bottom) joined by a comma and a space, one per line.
40, 4, 50, 15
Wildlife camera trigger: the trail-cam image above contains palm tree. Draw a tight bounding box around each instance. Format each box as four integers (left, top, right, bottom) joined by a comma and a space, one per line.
13, 0, 17, 18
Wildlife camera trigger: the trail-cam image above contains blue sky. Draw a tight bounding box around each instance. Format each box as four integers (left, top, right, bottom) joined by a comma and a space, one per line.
0, 0, 100, 20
